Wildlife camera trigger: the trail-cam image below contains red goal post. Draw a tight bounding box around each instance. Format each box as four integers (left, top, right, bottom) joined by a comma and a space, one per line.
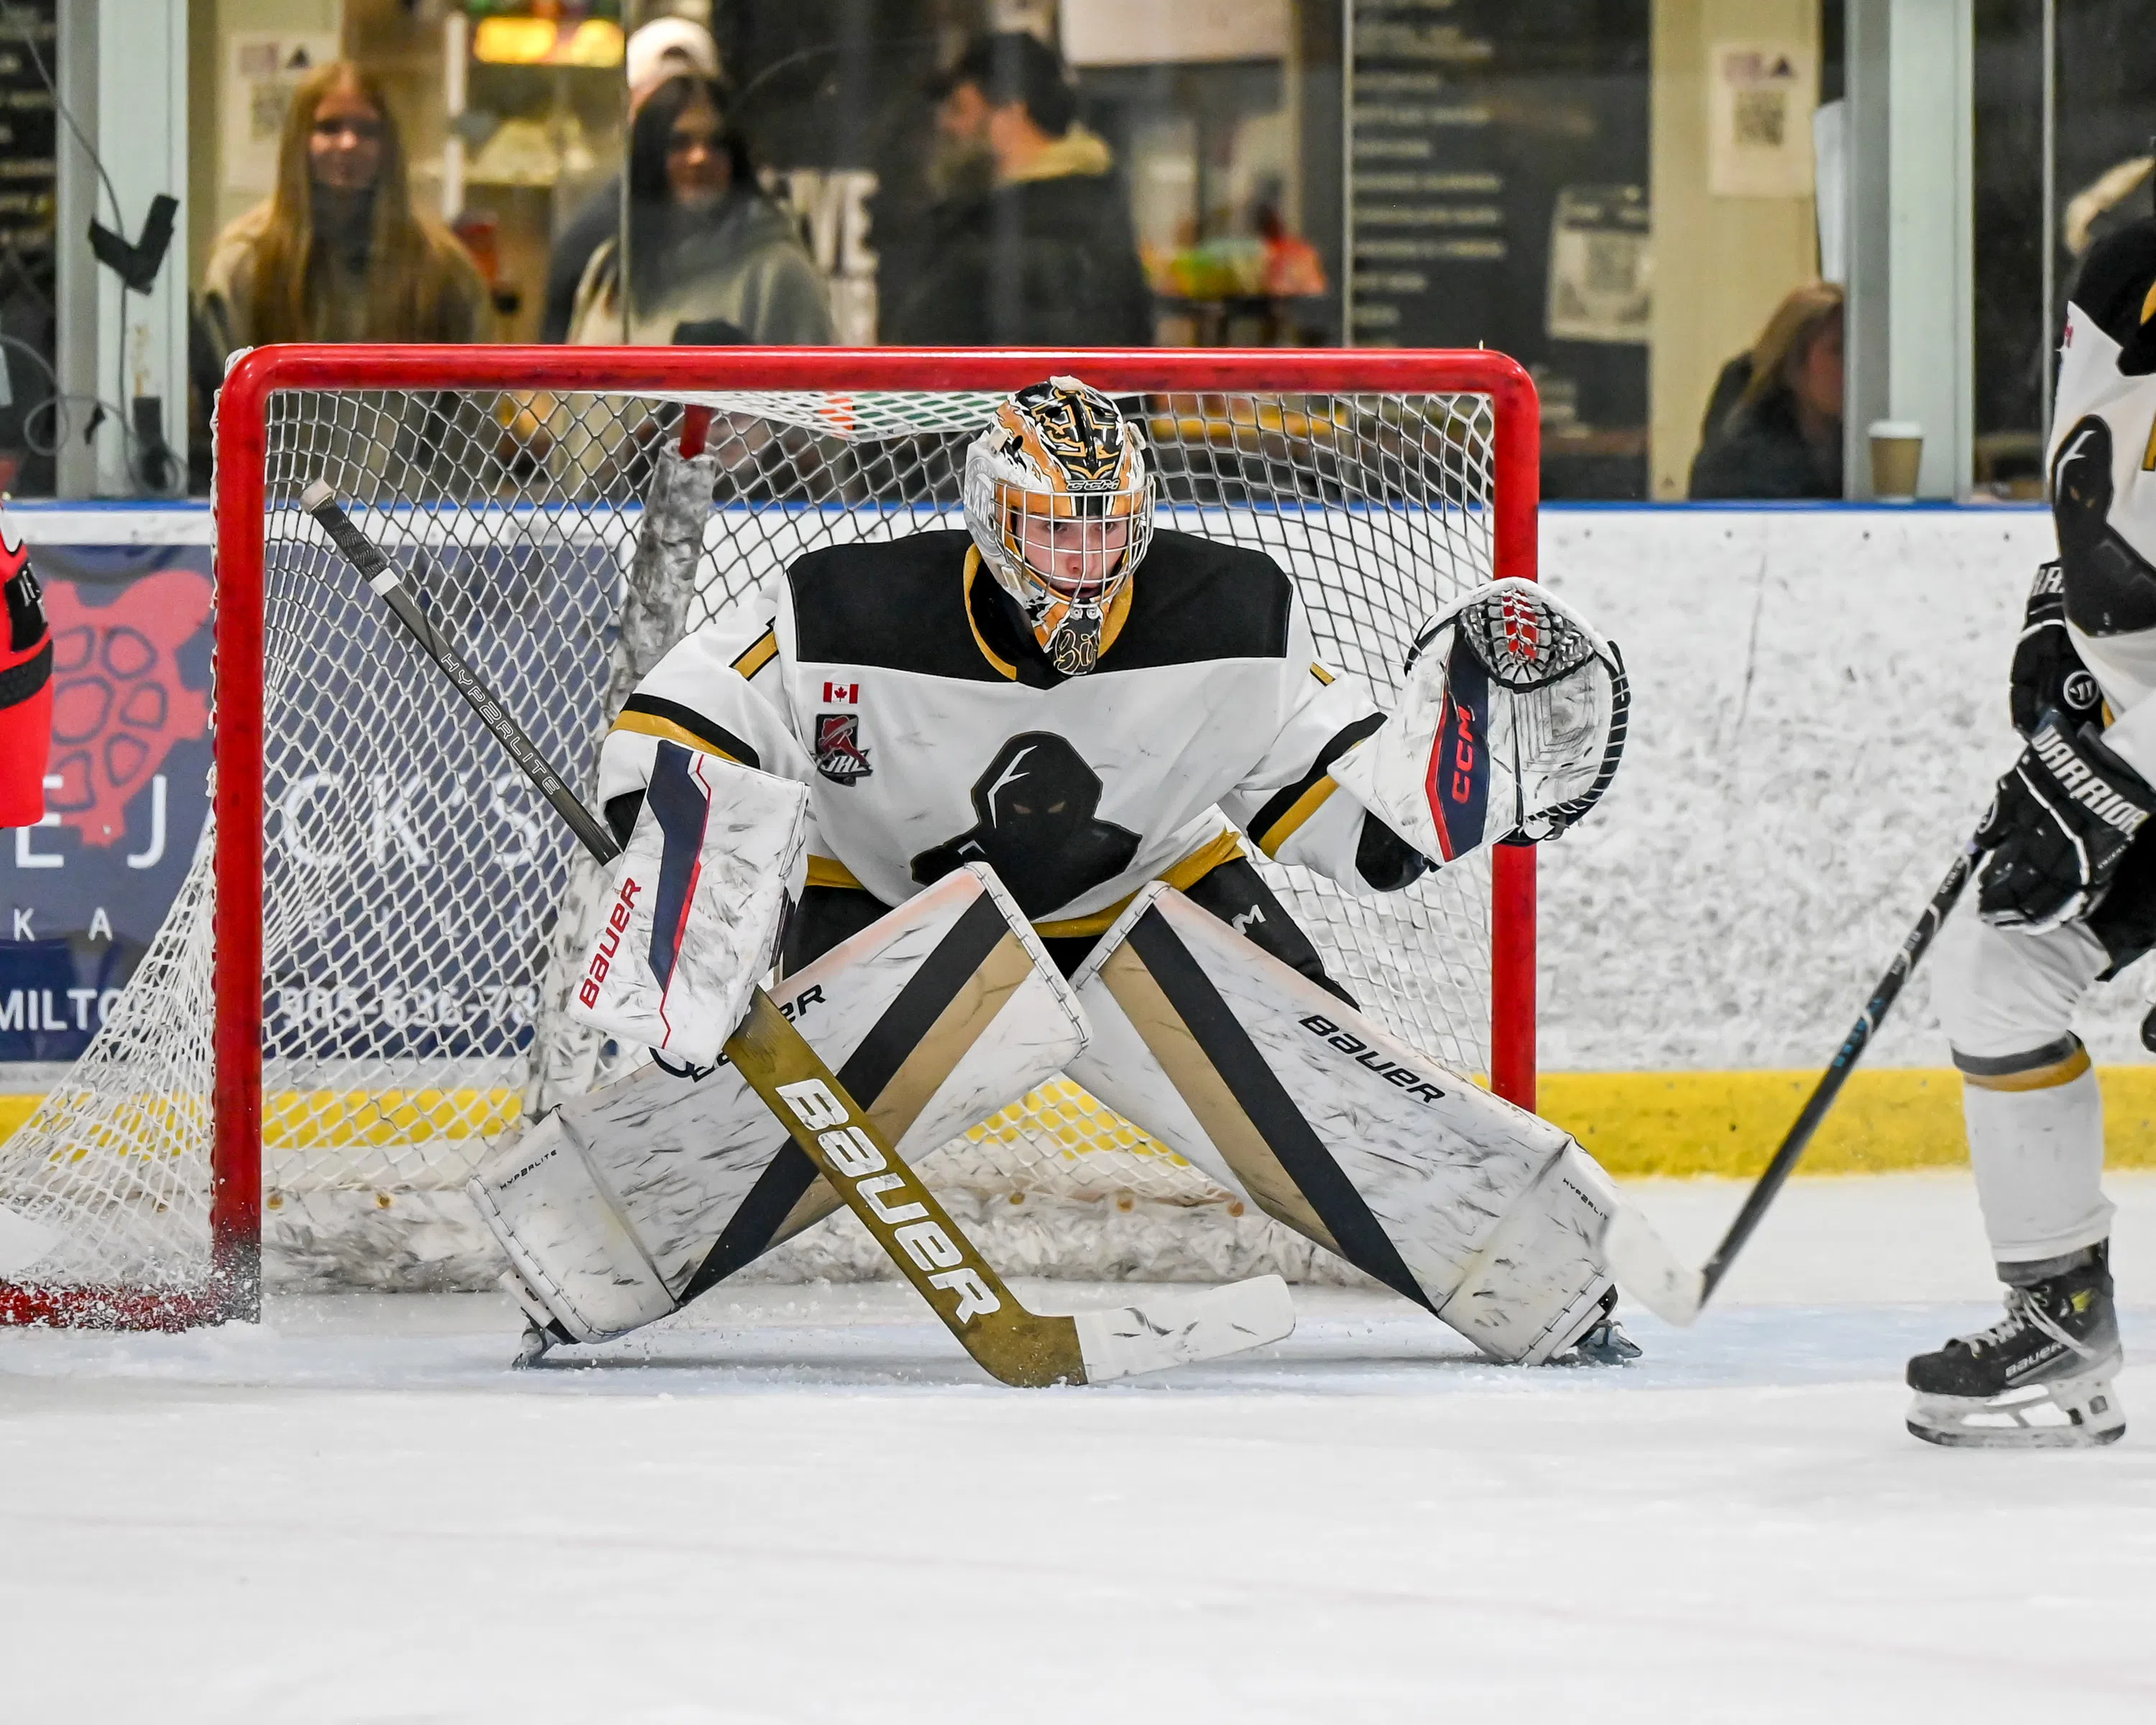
15, 344, 1541, 1328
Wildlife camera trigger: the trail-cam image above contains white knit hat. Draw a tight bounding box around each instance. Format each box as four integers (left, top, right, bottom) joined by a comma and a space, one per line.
625, 17, 721, 94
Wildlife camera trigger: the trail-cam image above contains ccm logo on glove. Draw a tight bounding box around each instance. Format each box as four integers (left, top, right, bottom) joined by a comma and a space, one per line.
577, 877, 642, 1008
1443, 699, 1479, 804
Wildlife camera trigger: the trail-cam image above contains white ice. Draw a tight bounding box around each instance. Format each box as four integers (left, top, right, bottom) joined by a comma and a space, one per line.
4, 1172, 2154, 1724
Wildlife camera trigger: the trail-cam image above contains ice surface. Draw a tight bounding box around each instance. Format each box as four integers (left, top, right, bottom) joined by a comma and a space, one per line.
4, 1171, 2152, 1722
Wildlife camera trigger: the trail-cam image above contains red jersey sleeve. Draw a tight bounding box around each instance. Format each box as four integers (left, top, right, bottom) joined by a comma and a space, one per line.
1, 509, 54, 827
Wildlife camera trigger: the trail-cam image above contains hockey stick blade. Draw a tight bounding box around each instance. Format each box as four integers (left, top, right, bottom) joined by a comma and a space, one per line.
1071, 1275, 1296, 1381
1603, 841, 1979, 1328
302, 481, 1294, 1386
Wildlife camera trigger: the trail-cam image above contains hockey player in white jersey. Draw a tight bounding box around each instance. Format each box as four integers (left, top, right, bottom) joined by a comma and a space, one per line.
1909, 224, 2156, 1447
482, 376, 1636, 1368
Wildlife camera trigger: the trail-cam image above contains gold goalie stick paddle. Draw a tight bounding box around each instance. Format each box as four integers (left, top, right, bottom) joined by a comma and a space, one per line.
298, 481, 1294, 1385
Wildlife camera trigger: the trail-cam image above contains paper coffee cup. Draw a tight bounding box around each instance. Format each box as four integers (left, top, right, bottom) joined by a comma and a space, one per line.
1869, 420, 1923, 500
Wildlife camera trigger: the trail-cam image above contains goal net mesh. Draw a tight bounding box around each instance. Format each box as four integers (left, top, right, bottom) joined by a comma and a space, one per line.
0, 384, 1502, 1301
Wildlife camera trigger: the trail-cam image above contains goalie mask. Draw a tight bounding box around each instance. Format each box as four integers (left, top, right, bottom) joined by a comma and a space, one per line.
962, 377, 1154, 675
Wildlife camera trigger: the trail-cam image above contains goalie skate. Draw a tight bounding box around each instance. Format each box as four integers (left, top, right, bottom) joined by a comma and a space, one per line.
1905, 1245, 2127, 1449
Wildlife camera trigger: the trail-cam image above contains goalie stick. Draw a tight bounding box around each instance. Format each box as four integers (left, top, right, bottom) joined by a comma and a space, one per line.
298, 480, 1294, 1385
1606, 840, 1979, 1325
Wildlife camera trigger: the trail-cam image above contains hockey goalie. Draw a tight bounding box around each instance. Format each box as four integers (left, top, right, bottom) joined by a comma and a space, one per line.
475, 376, 1636, 1371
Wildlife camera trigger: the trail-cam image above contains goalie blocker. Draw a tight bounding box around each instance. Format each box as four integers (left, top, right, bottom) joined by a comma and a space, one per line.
569, 737, 808, 1067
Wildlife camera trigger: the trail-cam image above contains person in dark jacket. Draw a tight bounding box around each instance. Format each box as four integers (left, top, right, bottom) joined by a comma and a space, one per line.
1688, 281, 1845, 500
888, 32, 1151, 347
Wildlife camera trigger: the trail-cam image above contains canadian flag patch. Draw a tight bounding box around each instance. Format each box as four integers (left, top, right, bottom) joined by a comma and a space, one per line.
822, 680, 860, 704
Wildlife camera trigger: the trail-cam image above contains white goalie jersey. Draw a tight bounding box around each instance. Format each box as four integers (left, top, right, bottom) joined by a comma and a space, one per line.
596, 526, 1437, 934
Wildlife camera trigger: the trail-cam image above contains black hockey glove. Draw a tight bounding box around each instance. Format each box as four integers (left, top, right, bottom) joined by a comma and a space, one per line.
2009, 562, 2104, 738
1976, 709, 2156, 931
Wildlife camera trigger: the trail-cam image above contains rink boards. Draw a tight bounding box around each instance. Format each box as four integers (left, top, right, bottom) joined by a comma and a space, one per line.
9, 499, 2138, 1181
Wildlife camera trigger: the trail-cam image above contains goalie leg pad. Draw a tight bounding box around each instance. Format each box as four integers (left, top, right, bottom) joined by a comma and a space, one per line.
1434, 1138, 1620, 1364
472, 865, 1089, 1343
1067, 883, 1615, 1363
469, 1115, 677, 1343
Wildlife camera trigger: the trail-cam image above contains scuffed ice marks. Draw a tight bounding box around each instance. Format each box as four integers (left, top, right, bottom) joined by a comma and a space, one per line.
1533, 512, 2155, 1069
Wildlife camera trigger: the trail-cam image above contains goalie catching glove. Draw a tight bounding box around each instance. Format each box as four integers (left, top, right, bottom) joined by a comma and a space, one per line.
1977, 709, 2156, 932
1329, 578, 1627, 862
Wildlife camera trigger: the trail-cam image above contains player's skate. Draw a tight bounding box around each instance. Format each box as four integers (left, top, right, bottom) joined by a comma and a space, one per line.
1906, 1243, 2125, 1448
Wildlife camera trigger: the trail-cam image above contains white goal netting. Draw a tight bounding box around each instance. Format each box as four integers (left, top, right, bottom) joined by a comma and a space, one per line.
0, 382, 1510, 1306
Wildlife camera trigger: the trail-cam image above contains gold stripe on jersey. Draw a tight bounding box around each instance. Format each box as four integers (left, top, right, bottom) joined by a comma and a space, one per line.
1309, 662, 1336, 685
1031, 827, 1248, 939
1963, 1044, 2093, 1092
732, 628, 778, 680
611, 709, 748, 763
1256, 774, 1342, 858
807, 854, 865, 891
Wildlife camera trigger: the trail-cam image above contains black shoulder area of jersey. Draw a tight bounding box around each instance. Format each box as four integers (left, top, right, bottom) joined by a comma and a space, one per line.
2069, 216, 2156, 373
1097, 528, 1294, 672
787, 529, 1006, 680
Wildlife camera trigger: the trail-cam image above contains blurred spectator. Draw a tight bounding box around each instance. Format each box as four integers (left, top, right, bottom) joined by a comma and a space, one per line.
540, 17, 723, 344
198, 61, 491, 367
0, 243, 57, 495
1688, 282, 1845, 501
2065, 154, 2155, 259
1256, 195, 1327, 299
887, 32, 1151, 346
1696, 351, 1752, 448
565, 74, 832, 346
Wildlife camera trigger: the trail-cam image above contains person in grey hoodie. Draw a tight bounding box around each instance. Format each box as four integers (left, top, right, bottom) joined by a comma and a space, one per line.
566, 73, 832, 348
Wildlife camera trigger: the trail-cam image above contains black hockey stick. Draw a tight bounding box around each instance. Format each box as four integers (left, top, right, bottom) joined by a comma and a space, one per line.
1607, 839, 1979, 1324
298, 481, 1294, 1384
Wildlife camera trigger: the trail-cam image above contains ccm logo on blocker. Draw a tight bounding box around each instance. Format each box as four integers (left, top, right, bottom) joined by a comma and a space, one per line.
775, 1077, 1003, 1322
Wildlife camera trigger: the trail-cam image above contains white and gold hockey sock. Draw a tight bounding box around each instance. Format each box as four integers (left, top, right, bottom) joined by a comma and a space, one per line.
1952, 1041, 2116, 1273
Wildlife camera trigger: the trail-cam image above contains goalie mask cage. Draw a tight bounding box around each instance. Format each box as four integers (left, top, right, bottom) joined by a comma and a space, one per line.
0, 346, 1539, 1328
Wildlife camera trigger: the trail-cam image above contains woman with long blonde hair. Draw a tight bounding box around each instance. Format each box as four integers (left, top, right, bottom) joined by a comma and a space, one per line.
200, 60, 489, 360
